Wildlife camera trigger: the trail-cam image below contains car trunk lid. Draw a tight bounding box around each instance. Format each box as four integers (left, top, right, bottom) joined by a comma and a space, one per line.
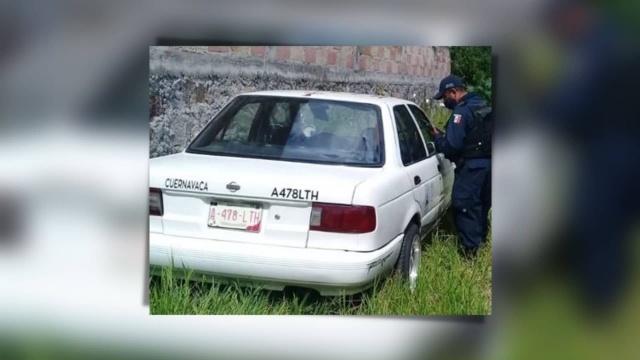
150, 153, 380, 248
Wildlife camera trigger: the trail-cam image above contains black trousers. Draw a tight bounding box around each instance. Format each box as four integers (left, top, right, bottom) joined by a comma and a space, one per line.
452, 162, 492, 249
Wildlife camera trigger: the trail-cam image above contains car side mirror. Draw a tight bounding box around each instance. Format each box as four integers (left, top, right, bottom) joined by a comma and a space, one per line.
426, 141, 436, 156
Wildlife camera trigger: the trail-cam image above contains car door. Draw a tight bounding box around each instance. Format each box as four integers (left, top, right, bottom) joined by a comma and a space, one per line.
392, 104, 442, 229
407, 104, 455, 211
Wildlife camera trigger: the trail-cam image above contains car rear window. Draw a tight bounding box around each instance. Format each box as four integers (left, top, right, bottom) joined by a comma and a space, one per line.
187, 96, 384, 166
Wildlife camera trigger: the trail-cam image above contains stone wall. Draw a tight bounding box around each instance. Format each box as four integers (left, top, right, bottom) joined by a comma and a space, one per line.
149, 46, 450, 157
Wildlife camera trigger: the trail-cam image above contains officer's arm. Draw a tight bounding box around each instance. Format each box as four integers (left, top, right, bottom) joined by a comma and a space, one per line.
434, 110, 467, 158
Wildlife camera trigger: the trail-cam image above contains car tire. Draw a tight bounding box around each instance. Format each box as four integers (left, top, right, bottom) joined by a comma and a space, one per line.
395, 223, 422, 292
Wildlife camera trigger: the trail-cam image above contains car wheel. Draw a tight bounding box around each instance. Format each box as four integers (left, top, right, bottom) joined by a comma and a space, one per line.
396, 223, 421, 292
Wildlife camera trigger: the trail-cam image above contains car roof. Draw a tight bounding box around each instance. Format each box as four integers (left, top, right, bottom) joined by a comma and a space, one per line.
240, 90, 415, 106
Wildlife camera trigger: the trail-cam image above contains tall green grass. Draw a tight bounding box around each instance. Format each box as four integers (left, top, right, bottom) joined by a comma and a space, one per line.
149, 223, 492, 315
422, 103, 452, 129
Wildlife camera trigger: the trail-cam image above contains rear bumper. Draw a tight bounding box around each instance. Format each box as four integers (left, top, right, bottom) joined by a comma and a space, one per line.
150, 232, 404, 295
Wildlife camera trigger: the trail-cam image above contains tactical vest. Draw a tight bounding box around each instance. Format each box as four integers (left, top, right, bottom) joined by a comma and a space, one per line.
461, 103, 492, 159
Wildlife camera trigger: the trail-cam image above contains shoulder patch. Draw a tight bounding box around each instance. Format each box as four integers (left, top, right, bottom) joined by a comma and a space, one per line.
453, 114, 462, 124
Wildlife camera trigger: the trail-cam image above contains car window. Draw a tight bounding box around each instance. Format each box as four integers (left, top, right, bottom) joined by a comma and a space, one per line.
188, 96, 384, 167
393, 105, 427, 166
407, 104, 434, 143
216, 102, 260, 142
267, 101, 295, 145
269, 101, 291, 127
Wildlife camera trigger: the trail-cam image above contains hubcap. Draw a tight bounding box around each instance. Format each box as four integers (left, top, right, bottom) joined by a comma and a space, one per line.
408, 233, 421, 292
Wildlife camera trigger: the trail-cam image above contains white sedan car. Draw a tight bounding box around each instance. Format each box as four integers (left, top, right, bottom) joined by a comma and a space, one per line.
149, 90, 454, 295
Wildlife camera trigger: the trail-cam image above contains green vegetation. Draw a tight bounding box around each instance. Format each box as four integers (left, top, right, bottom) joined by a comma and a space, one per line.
149, 223, 492, 315
449, 46, 492, 101
422, 103, 452, 130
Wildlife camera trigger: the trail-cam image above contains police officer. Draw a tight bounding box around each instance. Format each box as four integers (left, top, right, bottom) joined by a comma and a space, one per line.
433, 75, 492, 258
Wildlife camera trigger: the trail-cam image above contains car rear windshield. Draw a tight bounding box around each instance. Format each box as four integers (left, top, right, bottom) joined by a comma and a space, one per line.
187, 96, 384, 166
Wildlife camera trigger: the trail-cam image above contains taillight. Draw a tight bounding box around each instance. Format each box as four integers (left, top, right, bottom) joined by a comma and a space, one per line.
309, 203, 376, 233
149, 188, 163, 216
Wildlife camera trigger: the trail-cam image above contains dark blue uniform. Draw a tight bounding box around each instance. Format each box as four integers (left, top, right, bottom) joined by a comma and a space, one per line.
435, 92, 491, 251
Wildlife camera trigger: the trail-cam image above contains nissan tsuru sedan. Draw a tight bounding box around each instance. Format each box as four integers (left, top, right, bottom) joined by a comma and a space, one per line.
149, 90, 454, 295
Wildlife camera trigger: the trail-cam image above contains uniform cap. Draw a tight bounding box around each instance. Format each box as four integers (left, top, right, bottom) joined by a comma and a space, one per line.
433, 75, 466, 100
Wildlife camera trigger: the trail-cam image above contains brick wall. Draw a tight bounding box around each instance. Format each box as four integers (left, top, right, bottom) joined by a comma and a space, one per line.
149, 46, 450, 157
172, 45, 449, 79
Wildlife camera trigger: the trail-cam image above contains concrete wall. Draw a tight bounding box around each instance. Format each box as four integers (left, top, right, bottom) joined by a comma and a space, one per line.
149, 46, 450, 158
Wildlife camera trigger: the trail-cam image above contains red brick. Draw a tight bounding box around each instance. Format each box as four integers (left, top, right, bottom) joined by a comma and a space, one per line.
373, 60, 382, 72
358, 55, 369, 71
208, 46, 230, 53
275, 47, 290, 61
290, 47, 305, 62
398, 63, 407, 74
360, 46, 375, 57
342, 46, 356, 58
425, 52, 433, 68
345, 53, 354, 69
336, 51, 345, 69
250, 46, 266, 57
400, 49, 407, 64
393, 46, 401, 61
380, 46, 387, 58
304, 47, 316, 64
231, 46, 251, 55
327, 50, 337, 66
315, 47, 327, 65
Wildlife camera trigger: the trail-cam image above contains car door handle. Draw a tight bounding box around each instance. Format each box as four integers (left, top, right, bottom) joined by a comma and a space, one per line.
414, 176, 421, 185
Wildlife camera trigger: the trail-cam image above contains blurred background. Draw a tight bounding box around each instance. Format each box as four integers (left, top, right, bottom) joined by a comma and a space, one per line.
0, 0, 638, 359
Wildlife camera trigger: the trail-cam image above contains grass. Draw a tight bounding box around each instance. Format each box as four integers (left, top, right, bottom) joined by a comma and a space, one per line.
149, 220, 492, 315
